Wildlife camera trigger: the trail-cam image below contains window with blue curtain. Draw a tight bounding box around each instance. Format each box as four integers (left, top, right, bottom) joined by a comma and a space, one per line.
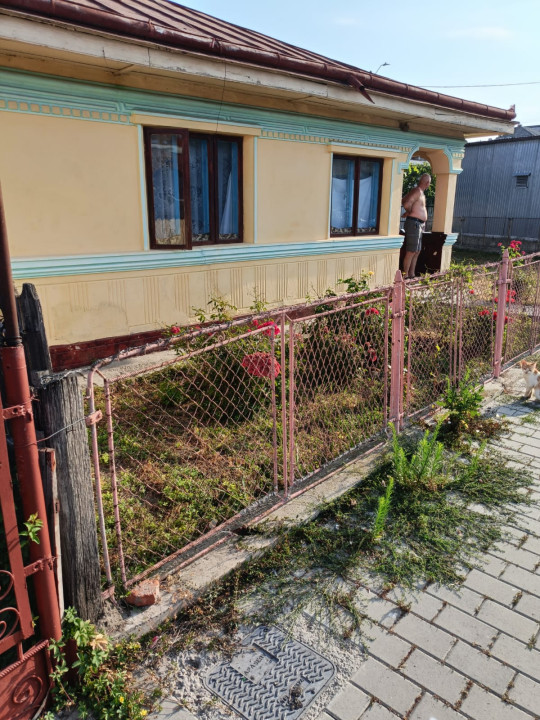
330, 155, 382, 237
146, 128, 242, 249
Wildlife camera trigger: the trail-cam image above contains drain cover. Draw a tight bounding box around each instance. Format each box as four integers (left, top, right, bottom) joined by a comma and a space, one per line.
203, 626, 335, 720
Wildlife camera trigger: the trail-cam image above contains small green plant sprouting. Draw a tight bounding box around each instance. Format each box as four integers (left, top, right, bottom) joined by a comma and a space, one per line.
20, 513, 43, 547
438, 369, 483, 434
193, 295, 237, 324
372, 476, 394, 540
390, 422, 446, 492
44, 607, 148, 720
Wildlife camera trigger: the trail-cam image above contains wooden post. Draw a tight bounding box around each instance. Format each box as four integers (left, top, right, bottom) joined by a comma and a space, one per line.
16, 282, 102, 622
35, 375, 103, 623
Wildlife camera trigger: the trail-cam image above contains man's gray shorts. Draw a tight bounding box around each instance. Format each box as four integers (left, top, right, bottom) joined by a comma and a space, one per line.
403, 217, 425, 253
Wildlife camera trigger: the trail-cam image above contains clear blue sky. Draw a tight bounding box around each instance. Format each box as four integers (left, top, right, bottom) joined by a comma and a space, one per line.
179, 0, 540, 128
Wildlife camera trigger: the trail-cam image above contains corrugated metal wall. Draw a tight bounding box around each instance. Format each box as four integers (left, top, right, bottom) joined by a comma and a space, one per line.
454, 138, 540, 236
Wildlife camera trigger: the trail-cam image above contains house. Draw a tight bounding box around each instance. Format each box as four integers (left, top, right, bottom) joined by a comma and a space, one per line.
0, 0, 515, 368
454, 124, 540, 252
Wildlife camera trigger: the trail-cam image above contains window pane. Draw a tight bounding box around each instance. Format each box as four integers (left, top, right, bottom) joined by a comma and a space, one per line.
216, 140, 240, 240
150, 134, 184, 246
189, 137, 211, 243
357, 160, 381, 233
331, 157, 355, 235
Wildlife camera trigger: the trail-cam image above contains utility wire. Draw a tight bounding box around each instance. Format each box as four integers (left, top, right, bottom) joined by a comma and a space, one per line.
419, 81, 540, 89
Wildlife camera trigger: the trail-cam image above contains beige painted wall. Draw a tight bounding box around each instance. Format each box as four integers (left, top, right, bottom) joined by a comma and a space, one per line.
0, 112, 144, 256
18, 249, 400, 346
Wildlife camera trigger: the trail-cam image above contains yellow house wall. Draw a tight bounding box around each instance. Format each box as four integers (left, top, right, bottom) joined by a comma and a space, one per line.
20, 249, 399, 346
0, 112, 144, 256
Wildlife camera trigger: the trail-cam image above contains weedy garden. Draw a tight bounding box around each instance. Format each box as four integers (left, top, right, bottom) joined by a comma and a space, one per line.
87, 250, 540, 598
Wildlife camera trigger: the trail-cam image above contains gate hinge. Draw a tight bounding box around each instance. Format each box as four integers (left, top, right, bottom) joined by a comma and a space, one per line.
24, 555, 57, 577
2, 403, 33, 421
85, 410, 103, 426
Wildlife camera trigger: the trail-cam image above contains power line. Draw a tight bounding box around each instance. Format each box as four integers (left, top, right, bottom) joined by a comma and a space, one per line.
419, 81, 540, 89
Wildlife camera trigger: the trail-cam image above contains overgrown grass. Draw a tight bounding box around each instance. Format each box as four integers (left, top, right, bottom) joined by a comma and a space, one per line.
152, 429, 534, 648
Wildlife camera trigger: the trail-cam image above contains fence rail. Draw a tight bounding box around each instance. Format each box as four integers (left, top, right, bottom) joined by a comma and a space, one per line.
86, 251, 540, 594
453, 216, 540, 242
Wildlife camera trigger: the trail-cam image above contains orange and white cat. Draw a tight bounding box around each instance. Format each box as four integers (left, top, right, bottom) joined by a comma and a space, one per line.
520, 359, 540, 401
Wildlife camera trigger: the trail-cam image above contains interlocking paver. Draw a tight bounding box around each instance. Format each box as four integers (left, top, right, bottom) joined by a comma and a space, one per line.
351, 658, 421, 716
490, 633, 540, 678
445, 640, 515, 694
364, 625, 412, 667
409, 694, 467, 720
507, 673, 540, 716
460, 685, 533, 720
391, 613, 455, 660
489, 544, 539, 572
520, 534, 540, 555
326, 684, 371, 720
359, 704, 398, 719
434, 605, 497, 650
476, 599, 539, 643
385, 588, 444, 621
464, 568, 519, 606
425, 584, 483, 615
400, 649, 467, 704
501, 563, 540, 597
479, 554, 507, 578
515, 591, 540, 621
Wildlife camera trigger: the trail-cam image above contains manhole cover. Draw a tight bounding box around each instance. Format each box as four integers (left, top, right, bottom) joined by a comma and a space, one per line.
203, 625, 335, 720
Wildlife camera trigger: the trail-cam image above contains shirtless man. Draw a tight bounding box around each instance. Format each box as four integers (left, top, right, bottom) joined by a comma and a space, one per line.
401, 173, 431, 279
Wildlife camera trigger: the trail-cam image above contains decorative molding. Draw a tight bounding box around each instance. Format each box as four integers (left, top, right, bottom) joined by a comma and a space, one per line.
0, 68, 465, 158
11, 238, 403, 280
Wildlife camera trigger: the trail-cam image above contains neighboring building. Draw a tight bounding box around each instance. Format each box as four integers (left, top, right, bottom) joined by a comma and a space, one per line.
454, 125, 540, 252
0, 1, 515, 368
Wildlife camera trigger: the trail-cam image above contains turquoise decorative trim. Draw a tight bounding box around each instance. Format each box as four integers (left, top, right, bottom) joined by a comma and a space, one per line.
444, 234, 458, 245
389, 159, 395, 227
253, 136, 258, 244
137, 125, 150, 251
327, 151, 333, 237
11, 238, 403, 279
0, 68, 465, 160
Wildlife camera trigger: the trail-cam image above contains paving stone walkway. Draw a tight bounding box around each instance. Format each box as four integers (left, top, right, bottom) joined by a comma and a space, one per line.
149, 376, 540, 720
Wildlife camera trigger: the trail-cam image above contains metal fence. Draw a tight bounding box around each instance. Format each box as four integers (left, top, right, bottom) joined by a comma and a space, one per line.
86, 251, 540, 594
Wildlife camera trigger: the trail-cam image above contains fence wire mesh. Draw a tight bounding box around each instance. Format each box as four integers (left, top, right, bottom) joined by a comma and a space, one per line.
289, 292, 390, 482
87, 252, 540, 593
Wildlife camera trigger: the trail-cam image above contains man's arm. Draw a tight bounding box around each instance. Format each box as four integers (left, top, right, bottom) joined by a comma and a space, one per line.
401, 187, 420, 216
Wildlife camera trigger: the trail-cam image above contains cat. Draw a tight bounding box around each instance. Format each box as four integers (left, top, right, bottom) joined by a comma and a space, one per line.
519, 359, 540, 401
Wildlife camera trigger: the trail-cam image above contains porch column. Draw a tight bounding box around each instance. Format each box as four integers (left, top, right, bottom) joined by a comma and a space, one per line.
432, 171, 458, 234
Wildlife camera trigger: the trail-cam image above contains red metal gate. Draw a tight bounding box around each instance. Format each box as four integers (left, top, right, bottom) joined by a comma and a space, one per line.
0, 184, 61, 720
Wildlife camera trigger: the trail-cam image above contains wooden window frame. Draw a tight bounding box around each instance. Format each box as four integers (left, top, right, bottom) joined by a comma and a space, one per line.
330, 155, 383, 238
144, 127, 243, 250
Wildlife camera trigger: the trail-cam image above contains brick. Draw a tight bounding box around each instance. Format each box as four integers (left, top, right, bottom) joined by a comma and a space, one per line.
501, 563, 540, 597
476, 599, 539, 643
490, 633, 540, 678
385, 588, 443, 621
400, 649, 467, 704
425, 584, 483, 614
508, 673, 540, 716
125, 578, 160, 607
514, 513, 540, 535
326, 683, 371, 720
445, 640, 515, 693
515, 591, 540, 621
149, 701, 197, 720
364, 625, 412, 667
464, 568, 519, 606
351, 658, 420, 716
460, 684, 532, 720
352, 588, 402, 628
434, 605, 497, 650
490, 544, 540, 572
392, 613, 455, 660
521, 534, 540, 555
480, 554, 508, 578
358, 704, 398, 720
409, 694, 466, 720
314, 714, 334, 720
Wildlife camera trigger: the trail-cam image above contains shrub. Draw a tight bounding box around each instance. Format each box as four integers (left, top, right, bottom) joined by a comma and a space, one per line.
437, 369, 483, 433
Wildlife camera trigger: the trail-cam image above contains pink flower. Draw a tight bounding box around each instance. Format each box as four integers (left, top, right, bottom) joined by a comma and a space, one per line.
171, 326, 181, 334
478, 310, 490, 317
241, 352, 281, 378
469, 290, 475, 294
253, 319, 280, 337
365, 307, 380, 316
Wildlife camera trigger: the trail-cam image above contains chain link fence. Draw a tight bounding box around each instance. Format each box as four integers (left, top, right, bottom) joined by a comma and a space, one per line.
87, 251, 540, 593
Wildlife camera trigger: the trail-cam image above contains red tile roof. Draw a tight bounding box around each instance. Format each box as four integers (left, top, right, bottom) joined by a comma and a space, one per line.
0, 0, 516, 121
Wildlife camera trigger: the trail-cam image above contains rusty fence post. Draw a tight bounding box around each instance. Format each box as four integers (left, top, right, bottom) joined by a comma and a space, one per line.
493, 249, 510, 378
0, 183, 62, 643
389, 270, 406, 432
